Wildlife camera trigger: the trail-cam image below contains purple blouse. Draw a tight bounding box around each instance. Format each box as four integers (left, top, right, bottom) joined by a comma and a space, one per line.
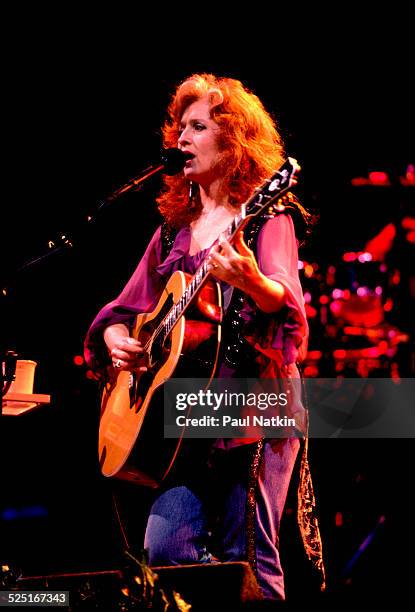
85, 214, 308, 375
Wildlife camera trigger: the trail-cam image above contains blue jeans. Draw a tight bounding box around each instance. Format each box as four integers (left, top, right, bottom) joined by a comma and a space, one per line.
144, 438, 300, 600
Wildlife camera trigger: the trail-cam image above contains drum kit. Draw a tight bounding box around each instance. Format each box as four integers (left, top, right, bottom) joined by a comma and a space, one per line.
300, 251, 409, 377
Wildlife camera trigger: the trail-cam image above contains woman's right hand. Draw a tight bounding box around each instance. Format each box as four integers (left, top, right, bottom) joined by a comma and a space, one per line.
103, 323, 147, 372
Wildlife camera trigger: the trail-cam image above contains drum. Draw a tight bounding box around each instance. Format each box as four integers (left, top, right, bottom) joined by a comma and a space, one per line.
326, 253, 390, 328
299, 253, 406, 377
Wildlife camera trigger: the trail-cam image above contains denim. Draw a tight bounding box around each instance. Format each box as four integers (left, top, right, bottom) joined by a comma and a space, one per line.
144, 438, 300, 600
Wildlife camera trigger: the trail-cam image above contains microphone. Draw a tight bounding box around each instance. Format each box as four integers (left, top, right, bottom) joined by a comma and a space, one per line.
160, 148, 189, 175
97, 148, 188, 209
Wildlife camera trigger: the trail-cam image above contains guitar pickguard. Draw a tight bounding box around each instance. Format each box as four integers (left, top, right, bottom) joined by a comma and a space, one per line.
129, 293, 174, 412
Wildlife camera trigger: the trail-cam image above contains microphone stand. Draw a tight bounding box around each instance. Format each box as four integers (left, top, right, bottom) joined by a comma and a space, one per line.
1, 148, 186, 297
95, 162, 164, 214
2, 160, 166, 300
0, 149, 187, 401
93, 147, 187, 217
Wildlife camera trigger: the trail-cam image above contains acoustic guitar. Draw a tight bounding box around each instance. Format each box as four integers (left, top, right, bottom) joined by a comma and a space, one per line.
98, 157, 300, 486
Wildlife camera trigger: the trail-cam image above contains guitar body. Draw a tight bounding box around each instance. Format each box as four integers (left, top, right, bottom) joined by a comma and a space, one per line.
99, 270, 222, 487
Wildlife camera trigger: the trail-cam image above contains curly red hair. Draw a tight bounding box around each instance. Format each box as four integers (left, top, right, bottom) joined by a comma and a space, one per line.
157, 74, 285, 227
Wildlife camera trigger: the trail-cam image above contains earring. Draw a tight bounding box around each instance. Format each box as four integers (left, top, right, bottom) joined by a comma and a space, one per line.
189, 181, 196, 201
188, 181, 198, 206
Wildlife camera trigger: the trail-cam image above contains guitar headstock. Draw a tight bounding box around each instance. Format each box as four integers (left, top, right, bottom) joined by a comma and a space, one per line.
244, 157, 301, 218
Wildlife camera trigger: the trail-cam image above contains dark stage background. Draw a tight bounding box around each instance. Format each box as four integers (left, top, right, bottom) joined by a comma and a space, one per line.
1, 24, 414, 604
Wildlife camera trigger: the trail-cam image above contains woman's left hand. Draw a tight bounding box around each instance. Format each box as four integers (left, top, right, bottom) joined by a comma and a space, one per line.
207, 230, 285, 314
207, 230, 260, 293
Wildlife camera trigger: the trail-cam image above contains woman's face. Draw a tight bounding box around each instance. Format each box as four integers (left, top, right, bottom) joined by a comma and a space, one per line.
178, 97, 222, 187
